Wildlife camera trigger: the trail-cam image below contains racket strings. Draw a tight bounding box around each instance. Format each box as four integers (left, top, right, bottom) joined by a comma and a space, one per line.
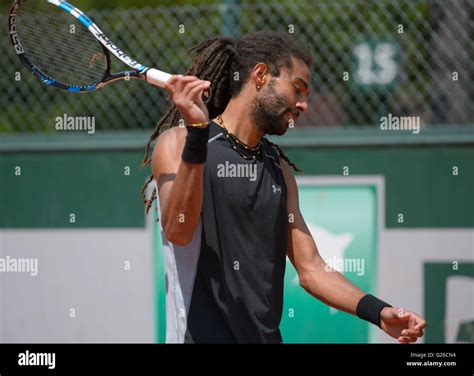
15, 1, 107, 88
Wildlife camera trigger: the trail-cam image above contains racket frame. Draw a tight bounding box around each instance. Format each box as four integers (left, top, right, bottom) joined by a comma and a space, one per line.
9, 0, 171, 93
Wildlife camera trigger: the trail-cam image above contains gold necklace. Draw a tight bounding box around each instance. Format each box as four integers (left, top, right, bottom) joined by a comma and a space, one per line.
216, 116, 262, 151
216, 115, 262, 161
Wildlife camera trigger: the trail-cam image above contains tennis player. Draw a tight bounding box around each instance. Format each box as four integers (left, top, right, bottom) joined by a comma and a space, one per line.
142, 31, 427, 344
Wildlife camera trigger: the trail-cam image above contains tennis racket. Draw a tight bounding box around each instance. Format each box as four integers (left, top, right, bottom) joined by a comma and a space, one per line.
8, 0, 210, 100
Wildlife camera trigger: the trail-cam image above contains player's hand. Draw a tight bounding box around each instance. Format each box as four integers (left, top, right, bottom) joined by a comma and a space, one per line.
165, 75, 210, 125
380, 307, 427, 344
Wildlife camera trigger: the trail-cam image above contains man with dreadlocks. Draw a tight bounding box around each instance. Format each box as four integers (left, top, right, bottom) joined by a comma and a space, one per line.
141, 31, 426, 344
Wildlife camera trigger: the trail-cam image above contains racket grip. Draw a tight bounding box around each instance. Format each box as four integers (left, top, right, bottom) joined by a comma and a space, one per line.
145, 68, 172, 88
145, 68, 211, 103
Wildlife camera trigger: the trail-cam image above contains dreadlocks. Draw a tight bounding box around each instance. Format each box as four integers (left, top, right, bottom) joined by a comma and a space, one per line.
141, 30, 313, 214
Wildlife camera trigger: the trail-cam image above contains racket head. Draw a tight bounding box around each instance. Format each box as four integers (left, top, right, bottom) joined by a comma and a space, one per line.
9, 0, 138, 93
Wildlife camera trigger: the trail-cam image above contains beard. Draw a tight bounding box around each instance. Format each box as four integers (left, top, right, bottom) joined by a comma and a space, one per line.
251, 80, 293, 136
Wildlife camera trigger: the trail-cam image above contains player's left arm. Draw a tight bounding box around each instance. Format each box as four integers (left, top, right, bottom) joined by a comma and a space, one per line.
279, 157, 365, 315
279, 157, 427, 343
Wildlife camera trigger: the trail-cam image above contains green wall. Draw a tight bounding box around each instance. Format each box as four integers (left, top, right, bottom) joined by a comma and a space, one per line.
1, 128, 472, 228
286, 146, 473, 227
0, 150, 149, 228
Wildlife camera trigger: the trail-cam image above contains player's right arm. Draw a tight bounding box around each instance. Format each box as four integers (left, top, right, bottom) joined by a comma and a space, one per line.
151, 75, 211, 246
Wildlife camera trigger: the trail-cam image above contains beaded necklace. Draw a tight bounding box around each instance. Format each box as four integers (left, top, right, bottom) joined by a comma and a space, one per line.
216, 115, 262, 161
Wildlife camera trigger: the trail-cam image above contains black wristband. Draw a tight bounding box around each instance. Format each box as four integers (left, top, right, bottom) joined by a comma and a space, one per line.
181, 125, 210, 164
356, 294, 392, 328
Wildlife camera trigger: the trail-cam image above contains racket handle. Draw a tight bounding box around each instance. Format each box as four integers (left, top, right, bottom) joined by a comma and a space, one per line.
144, 68, 172, 88
145, 68, 211, 103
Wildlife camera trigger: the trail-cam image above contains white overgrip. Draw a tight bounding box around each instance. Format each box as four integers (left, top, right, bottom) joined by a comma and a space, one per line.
145, 68, 172, 88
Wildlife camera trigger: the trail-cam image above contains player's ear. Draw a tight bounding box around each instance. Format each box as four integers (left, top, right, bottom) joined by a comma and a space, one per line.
251, 63, 268, 90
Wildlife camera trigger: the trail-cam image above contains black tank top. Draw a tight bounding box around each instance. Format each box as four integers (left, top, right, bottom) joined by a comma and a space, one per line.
185, 120, 288, 343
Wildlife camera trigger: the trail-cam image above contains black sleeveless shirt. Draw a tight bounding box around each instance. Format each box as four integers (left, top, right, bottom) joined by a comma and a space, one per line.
184, 120, 288, 343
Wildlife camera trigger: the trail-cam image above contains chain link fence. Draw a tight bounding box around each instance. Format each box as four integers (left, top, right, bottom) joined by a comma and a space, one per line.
0, 0, 472, 133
